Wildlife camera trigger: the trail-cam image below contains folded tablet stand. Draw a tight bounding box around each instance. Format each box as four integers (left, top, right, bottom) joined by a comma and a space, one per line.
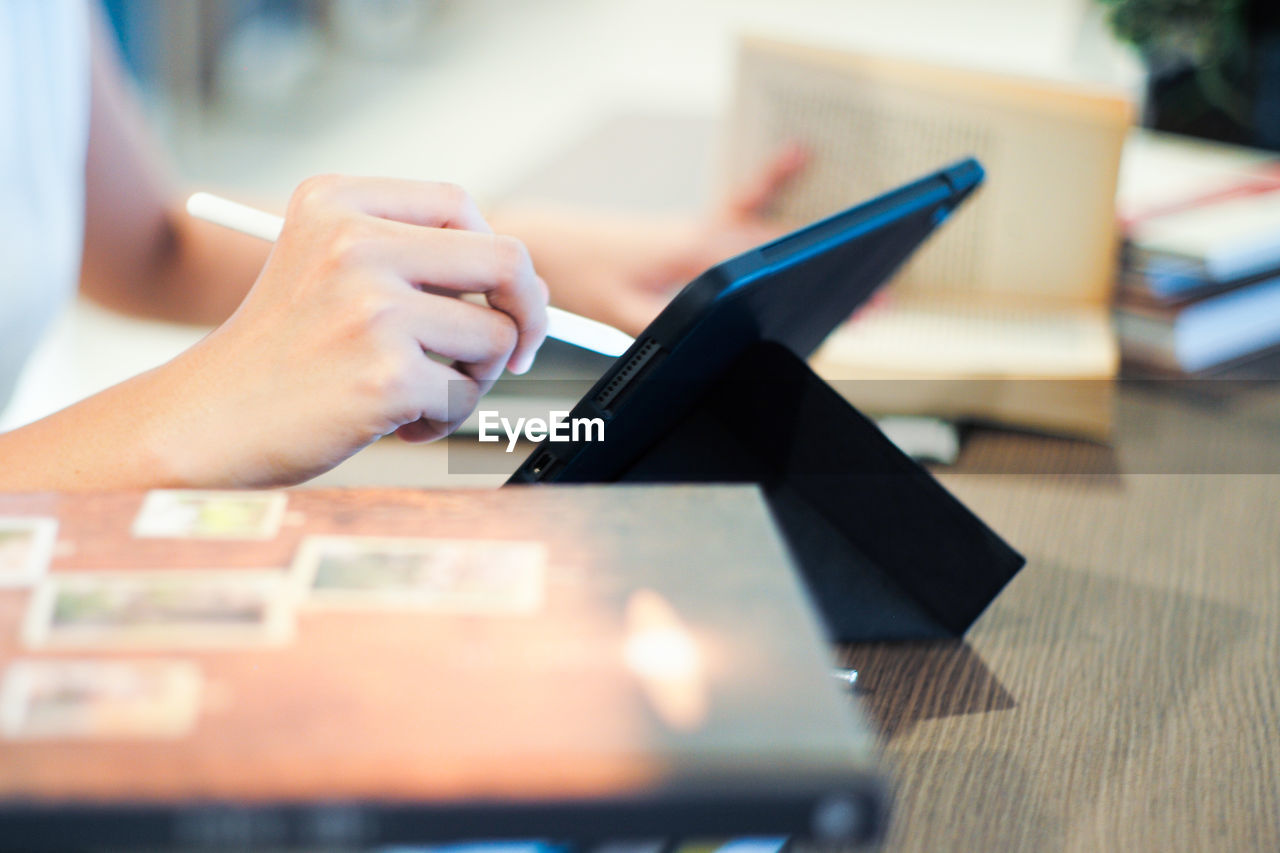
613, 340, 1025, 643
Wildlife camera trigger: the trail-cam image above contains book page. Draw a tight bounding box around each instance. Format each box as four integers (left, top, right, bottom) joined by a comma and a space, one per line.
1118, 129, 1280, 224
725, 37, 1132, 306
1133, 191, 1280, 262
812, 297, 1118, 378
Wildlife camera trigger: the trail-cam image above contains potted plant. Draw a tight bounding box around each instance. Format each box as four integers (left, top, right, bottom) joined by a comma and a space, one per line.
1099, 0, 1280, 150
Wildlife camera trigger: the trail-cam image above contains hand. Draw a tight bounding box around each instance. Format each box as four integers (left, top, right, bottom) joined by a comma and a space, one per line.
156, 175, 549, 486
493, 144, 807, 336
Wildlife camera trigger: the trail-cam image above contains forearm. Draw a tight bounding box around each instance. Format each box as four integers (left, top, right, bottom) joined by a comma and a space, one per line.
159, 213, 271, 324
488, 145, 804, 335
491, 206, 646, 305
0, 328, 300, 491
0, 361, 197, 491
83, 204, 271, 326
5, 175, 546, 492
489, 204, 694, 335
79, 10, 268, 326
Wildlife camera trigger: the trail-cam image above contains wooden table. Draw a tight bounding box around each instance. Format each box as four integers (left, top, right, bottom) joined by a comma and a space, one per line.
829, 378, 1280, 852
1, 379, 1276, 850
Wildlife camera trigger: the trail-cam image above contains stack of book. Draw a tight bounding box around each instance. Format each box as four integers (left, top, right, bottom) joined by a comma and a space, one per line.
1115, 132, 1280, 375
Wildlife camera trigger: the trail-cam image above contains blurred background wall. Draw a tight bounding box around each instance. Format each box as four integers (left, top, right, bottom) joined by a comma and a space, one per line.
88, 0, 1144, 198
21, 0, 1280, 452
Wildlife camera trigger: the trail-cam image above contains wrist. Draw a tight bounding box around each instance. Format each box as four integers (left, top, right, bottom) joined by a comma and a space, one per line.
124, 361, 214, 489
0, 356, 219, 492
131, 339, 244, 489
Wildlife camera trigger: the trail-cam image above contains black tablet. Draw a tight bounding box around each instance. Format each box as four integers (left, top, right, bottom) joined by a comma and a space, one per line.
505, 157, 1027, 645
508, 157, 984, 486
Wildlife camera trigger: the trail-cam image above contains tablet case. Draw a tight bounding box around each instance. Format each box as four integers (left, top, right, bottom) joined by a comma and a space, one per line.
603, 340, 1025, 643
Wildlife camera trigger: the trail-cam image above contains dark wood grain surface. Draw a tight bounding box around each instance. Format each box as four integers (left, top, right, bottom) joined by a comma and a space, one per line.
831, 379, 1280, 852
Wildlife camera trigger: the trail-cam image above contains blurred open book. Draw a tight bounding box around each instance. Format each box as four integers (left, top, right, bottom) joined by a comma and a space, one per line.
726, 37, 1133, 438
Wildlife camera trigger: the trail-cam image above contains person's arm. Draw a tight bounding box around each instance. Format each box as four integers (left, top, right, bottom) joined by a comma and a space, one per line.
78, 11, 267, 325
0, 175, 547, 491
491, 144, 807, 336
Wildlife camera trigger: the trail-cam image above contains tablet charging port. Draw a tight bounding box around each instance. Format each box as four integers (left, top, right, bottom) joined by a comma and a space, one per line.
528, 451, 561, 481
592, 338, 663, 416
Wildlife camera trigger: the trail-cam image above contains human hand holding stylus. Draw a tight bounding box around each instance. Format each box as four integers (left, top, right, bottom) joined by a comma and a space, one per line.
160, 176, 555, 484
187, 191, 636, 358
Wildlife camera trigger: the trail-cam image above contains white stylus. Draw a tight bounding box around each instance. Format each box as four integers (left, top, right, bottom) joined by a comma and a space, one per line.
185, 192, 636, 359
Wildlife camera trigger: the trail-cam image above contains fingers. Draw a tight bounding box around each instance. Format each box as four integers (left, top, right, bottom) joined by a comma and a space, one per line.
286, 176, 547, 375
394, 293, 517, 369
395, 419, 447, 443
370, 222, 549, 374
393, 358, 482, 444
389, 292, 517, 392
289, 174, 492, 232
724, 142, 809, 221
341, 278, 519, 443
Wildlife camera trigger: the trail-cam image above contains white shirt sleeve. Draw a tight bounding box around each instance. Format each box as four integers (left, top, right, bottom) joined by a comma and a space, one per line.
0, 0, 91, 414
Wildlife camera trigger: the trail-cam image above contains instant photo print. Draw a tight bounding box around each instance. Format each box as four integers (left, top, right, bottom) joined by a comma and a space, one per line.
509, 158, 1026, 642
